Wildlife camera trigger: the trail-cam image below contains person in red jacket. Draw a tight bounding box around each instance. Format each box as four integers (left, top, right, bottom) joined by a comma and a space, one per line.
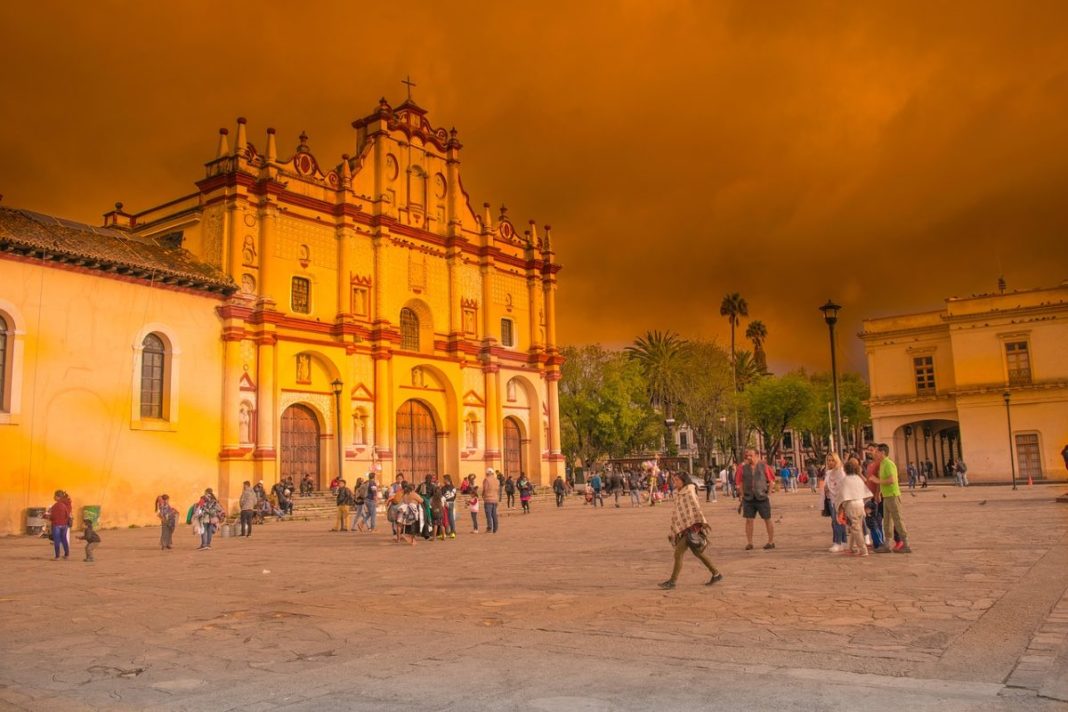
45, 490, 72, 560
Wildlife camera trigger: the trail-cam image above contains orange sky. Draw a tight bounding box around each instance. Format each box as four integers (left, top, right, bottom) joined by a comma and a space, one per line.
1, 1, 1066, 373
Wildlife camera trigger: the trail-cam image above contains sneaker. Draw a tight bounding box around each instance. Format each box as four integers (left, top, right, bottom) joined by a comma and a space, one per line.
893, 545, 912, 554
874, 546, 892, 554
472, 530, 479, 534
706, 573, 724, 586
865, 534, 873, 546
829, 544, 843, 553
894, 541, 905, 551
449, 533, 456, 539
763, 543, 776, 550
658, 580, 676, 590
745, 544, 754, 551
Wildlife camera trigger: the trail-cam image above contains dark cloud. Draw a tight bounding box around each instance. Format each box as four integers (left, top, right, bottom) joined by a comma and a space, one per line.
2, 1, 1065, 373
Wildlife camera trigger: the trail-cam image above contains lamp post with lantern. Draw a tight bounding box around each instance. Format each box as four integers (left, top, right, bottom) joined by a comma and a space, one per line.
331, 379, 344, 485
1003, 391, 1017, 490
819, 300, 844, 455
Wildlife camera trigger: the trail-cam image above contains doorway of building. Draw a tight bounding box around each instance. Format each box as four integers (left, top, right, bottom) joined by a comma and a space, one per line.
396, 399, 438, 479
1016, 433, 1044, 481
503, 417, 524, 477
280, 404, 321, 487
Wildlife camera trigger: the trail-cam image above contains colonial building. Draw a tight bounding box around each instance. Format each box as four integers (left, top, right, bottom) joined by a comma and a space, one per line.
861, 282, 1068, 483
0, 97, 563, 533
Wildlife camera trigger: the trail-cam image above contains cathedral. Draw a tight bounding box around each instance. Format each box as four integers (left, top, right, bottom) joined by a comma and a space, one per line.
0, 96, 564, 533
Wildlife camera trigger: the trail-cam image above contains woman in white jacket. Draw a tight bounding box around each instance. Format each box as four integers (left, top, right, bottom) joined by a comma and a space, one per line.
824, 453, 848, 552
838, 459, 873, 556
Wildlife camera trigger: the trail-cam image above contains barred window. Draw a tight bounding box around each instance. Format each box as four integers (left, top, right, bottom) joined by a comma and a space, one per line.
291, 277, 311, 314
140, 333, 165, 419
1005, 342, 1031, 386
501, 318, 515, 347
400, 308, 419, 351
913, 356, 935, 394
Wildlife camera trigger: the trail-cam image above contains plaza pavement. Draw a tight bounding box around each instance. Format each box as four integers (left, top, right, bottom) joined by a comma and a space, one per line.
0, 483, 1066, 711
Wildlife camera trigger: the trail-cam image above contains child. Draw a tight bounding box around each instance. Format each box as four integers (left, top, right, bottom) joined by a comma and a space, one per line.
156, 494, 177, 550
431, 489, 446, 540
78, 519, 101, 562
467, 487, 480, 533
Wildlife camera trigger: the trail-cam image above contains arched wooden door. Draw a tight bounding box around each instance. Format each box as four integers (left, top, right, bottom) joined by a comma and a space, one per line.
281, 404, 321, 486
396, 399, 437, 479
503, 417, 524, 477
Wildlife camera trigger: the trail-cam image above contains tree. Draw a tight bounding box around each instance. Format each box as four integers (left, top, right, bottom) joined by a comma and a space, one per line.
559, 345, 661, 470
733, 350, 764, 391
745, 320, 768, 374
745, 374, 816, 460
797, 371, 871, 462
625, 330, 689, 418
720, 292, 748, 459
674, 341, 733, 469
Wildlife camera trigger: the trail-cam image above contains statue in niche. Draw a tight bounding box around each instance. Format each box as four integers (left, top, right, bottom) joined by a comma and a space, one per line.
462, 309, 476, 335
242, 235, 257, 266
239, 404, 252, 444
354, 413, 367, 445
296, 354, 311, 384
412, 367, 425, 387
241, 274, 256, 294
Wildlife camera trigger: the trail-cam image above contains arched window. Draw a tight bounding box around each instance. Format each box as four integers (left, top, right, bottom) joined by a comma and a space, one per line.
0, 316, 8, 411
400, 308, 419, 351
140, 333, 166, 419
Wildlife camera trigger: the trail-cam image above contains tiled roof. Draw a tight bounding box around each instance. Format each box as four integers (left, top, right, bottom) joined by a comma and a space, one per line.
0, 206, 236, 295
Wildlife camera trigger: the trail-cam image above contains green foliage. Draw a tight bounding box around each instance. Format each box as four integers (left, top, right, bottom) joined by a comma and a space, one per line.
797, 371, 871, 459
559, 345, 661, 468
745, 373, 816, 458
674, 340, 733, 467
625, 330, 689, 419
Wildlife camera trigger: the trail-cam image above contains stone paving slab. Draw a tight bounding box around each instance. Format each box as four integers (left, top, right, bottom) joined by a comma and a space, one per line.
0, 486, 1065, 710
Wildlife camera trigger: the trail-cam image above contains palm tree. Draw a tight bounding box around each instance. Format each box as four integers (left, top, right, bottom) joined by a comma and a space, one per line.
626, 330, 688, 417
627, 331, 689, 453
720, 293, 748, 462
733, 350, 763, 390
745, 320, 768, 374
720, 293, 749, 387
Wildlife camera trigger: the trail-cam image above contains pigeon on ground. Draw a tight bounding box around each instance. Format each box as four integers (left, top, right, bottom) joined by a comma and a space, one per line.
942, 493, 947, 498
978, 500, 987, 505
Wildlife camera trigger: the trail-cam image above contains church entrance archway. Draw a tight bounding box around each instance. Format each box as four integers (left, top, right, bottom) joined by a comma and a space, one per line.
503, 417, 524, 477
281, 404, 321, 487
396, 399, 438, 479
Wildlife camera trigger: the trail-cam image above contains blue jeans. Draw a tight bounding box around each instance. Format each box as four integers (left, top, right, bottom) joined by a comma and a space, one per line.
484, 502, 499, 532
200, 523, 215, 548
446, 502, 456, 533
365, 500, 377, 530
52, 525, 69, 557
831, 516, 847, 544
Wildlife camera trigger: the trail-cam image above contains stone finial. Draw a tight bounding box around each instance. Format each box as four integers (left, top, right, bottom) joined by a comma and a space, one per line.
235, 118, 248, 157
115, 202, 124, 212
543, 225, 553, 252
499, 204, 508, 221
340, 154, 352, 188
297, 131, 309, 153
266, 128, 277, 163
483, 202, 492, 229
216, 128, 230, 158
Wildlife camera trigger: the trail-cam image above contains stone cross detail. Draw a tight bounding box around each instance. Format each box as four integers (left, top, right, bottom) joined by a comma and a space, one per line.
402, 75, 416, 101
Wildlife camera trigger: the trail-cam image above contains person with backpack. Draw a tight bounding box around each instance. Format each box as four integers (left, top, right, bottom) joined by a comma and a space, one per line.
954, 459, 969, 487
553, 475, 567, 507
735, 448, 776, 551
590, 471, 604, 508
517, 473, 534, 513
504, 475, 517, 509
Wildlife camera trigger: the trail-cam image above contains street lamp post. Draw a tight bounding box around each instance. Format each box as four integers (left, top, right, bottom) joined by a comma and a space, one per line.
664, 417, 676, 470
1003, 391, 1017, 490
331, 379, 344, 485
819, 300, 844, 455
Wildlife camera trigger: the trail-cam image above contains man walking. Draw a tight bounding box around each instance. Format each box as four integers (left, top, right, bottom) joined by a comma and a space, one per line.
238, 481, 257, 537
364, 473, 379, 532
954, 459, 969, 487
703, 468, 717, 502
735, 448, 776, 550
871, 444, 911, 553
609, 468, 624, 508
590, 471, 604, 507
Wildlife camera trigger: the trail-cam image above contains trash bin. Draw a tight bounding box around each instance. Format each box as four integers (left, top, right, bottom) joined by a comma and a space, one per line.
81, 505, 101, 529
25, 507, 47, 535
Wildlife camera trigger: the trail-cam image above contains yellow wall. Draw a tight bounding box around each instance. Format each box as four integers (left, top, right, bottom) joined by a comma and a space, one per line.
0, 259, 226, 533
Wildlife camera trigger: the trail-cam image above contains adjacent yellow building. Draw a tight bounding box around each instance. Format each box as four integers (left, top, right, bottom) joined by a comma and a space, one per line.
861, 282, 1068, 483
0, 97, 564, 534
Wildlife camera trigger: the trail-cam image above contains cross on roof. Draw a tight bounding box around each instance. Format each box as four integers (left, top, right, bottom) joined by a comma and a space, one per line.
401, 75, 416, 102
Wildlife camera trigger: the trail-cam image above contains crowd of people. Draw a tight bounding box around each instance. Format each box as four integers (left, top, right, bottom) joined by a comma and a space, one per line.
41, 443, 917, 582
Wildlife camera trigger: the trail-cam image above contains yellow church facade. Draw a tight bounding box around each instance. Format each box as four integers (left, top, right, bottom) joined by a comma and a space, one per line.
0, 97, 563, 533
861, 282, 1068, 484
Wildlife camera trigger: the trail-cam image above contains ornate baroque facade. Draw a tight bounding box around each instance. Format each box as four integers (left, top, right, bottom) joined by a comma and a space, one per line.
0, 97, 563, 532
